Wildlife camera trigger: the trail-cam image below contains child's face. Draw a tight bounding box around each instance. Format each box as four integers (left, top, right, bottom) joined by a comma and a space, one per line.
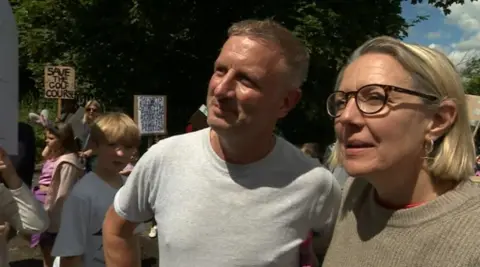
45, 131, 61, 151
97, 142, 136, 173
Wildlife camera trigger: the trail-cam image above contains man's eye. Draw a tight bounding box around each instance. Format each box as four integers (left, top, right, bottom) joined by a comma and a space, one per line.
214, 66, 227, 75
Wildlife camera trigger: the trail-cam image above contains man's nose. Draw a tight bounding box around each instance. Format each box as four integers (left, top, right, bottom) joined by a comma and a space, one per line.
213, 71, 236, 98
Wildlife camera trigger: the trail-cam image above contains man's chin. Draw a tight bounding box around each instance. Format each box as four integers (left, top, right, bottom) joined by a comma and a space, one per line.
207, 117, 235, 131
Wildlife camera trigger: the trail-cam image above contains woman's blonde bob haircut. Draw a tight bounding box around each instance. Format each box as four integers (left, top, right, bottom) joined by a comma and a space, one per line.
83, 100, 102, 123
90, 112, 141, 148
329, 36, 475, 181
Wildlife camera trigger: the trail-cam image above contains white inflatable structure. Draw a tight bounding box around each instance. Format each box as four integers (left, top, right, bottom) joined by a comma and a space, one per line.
0, 0, 19, 155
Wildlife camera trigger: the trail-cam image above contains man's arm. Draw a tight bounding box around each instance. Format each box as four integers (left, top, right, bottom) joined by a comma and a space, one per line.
311, 173, 342, 258
103, 142, 160, 267
103, 206, 141, 267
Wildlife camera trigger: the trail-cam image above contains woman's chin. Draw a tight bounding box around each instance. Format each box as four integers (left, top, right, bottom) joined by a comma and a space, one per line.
343, 161, 376, 177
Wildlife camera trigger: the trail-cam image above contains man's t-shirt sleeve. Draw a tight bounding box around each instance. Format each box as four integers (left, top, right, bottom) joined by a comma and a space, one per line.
311, 171, 342, 254
52, 194, 89, 257
114, 147, 156, 223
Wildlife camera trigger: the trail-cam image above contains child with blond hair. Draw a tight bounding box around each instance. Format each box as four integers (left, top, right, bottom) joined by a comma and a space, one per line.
51, 113, 143, 267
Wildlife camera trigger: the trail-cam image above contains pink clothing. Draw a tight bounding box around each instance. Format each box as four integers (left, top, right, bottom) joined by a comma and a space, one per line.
38, 159, 57, 186
44, 153, 84, 233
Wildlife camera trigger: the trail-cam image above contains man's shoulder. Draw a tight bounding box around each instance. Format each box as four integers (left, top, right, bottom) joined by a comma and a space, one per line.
275, 138, 336, 187
147, 128, 208, 156
276, 137, 323, 169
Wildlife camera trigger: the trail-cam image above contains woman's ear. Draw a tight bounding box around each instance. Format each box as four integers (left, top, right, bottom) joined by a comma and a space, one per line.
426, 99, 457, 141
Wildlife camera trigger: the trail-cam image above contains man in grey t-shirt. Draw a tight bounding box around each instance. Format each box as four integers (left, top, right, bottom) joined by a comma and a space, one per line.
103, 19, 341, 267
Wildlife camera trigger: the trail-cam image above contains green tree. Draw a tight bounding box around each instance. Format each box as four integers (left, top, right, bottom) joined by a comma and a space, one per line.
12, 0, 476, 147
463, 56, 480, 95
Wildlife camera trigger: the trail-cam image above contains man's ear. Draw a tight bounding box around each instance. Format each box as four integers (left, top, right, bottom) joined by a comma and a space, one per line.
425, 99, 457, 141
278, 88, 302, 119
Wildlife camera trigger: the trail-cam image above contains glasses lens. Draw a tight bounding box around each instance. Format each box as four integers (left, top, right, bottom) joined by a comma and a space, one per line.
327, 92, 347, 117
357, 85, 386, 114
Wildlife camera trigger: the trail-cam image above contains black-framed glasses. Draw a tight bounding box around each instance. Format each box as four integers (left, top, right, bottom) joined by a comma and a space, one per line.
326, 84, 439, 118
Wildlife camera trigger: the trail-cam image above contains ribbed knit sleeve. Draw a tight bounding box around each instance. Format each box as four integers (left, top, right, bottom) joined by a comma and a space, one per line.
0, 183, 49, 234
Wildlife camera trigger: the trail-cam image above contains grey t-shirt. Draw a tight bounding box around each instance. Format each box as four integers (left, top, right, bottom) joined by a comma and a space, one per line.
52, 172, 144, 267
114, 128, 341, 267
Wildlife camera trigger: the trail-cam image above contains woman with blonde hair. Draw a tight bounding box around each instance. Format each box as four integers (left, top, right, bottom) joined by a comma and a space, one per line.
79, 100, 102, 172
322, 36, 480, 267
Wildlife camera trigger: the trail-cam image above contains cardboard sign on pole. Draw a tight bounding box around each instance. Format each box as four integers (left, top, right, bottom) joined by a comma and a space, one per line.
466, 94, 480, 122
133, 95, 168, 136
44, 66, 76, 118
44, 66, 76, 99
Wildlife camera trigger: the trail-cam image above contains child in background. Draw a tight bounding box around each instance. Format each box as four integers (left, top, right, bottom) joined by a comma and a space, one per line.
51, 112, 143, 267
0, 146, 49, 267
31, 122, 84, 267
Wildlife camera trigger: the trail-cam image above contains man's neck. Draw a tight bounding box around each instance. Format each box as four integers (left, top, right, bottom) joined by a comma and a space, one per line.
210, 129, 276, 165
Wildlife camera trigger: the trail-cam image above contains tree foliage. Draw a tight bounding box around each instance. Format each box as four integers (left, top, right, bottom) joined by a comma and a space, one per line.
463, 56, 480, 95
11, 0, 476, 145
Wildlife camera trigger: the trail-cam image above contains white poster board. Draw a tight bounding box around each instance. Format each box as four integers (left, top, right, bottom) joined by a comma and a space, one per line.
0, 0, 18, 155
133, 95, 167, 135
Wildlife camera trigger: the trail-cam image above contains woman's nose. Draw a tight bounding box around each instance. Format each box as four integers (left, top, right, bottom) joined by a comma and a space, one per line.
337, 98, 363, 125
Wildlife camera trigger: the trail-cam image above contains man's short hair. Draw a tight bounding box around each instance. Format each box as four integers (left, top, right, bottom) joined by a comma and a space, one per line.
90, 112, 141, 148
228, 19, 310, 88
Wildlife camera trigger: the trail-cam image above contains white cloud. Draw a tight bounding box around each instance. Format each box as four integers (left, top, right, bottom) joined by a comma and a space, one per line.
443, 1, 480, 67
427, 42, 477, 69
446, 2, 480, 33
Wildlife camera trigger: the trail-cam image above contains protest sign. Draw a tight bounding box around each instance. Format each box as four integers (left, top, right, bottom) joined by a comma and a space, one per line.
44, 66, 76, 99
466, 94, 480, 122
466, 94, 480, 136
0, 0, 19, 155
133, 95, 167, 135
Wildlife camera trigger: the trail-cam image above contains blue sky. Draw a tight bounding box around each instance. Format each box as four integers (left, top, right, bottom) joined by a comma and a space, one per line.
401, 1, 480, 66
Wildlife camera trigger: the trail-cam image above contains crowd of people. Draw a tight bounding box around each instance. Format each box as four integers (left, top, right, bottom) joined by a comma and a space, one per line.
1, 18, 480, 267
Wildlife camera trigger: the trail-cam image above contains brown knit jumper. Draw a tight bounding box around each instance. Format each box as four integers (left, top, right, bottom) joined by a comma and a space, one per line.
322, 177, 480, 267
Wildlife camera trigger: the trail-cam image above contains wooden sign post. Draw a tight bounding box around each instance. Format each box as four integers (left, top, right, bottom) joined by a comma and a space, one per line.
44, 66, 76, 119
